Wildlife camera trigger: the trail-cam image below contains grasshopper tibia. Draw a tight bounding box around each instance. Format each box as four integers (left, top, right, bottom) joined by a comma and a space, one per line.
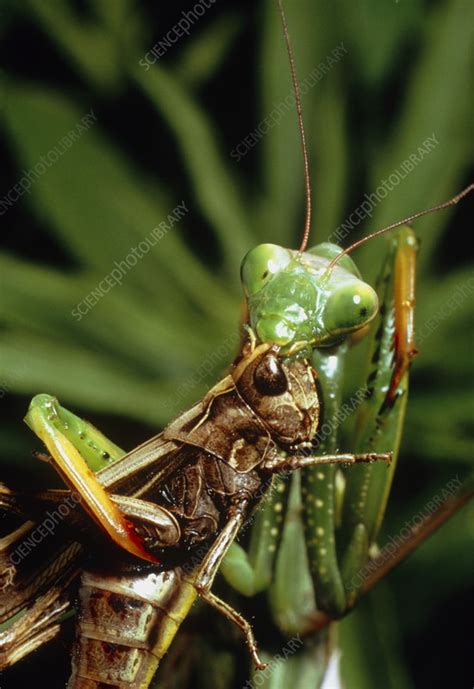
264, 452, 392, 473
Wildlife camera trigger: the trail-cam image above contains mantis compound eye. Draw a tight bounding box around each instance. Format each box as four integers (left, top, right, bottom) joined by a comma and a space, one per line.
322, 282, 378, 337
240, 243, 292, 296
253, 353, 288, 396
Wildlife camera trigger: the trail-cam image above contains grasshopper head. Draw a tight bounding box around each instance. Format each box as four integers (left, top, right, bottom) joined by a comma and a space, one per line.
240, 242, 378, 351
232, 344, 320, 447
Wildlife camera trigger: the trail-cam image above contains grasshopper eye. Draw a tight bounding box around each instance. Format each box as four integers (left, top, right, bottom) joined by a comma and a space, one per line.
241, 244, 292, 296
323, 282, 378, 337
253, 354, 288, 396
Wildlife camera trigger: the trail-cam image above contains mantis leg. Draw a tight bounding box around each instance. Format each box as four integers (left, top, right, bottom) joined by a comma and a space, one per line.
309, 227, 418, 616
192, 500, 266, 670
341, 227, 418, 554
24, 394, 159, 563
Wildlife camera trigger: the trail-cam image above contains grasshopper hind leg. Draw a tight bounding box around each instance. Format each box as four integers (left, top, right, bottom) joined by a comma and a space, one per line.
24, 395, 160, 564
198, 589, 266, 670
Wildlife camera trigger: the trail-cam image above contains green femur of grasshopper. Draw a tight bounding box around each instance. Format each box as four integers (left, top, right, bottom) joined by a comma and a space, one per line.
241, 242, 379, 350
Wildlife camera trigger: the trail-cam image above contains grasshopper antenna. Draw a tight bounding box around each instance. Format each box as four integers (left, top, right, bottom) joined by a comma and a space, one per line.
277, 0, 311, 253
326, 183, 474, 272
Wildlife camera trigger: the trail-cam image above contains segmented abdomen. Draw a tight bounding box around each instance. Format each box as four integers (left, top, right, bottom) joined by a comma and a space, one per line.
68, 565, 197, 689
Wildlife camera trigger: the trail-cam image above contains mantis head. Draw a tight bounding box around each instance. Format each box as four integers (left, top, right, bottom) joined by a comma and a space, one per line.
240, 242, 379, 351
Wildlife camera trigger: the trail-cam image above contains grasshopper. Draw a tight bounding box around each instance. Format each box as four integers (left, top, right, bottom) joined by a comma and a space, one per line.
0, 2, 472, 688
0, 264, 395, 685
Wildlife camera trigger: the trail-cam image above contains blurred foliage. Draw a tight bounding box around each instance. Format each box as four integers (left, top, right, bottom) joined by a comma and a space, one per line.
0, 1, 472, 688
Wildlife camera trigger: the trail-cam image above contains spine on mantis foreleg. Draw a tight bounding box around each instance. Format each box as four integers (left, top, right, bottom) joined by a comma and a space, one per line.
339, 227, 417, 605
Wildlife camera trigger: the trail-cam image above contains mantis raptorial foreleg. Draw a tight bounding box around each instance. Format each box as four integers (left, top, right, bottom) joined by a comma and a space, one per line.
305, 227, 419, 618
340, 228, 419, 570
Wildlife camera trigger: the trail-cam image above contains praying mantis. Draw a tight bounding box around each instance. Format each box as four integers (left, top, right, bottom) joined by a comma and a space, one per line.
0, 1, 472, 688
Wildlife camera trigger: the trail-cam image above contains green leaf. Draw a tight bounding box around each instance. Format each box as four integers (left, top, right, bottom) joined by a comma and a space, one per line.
341, 0, 423, 86
0, 252, 213, 374
132, 64, 252, 277
27, 0, 124, 91
2, 83, 234, 322
0, 331, 178, 425
173, 13, 242, 90
358, 0, 474, 280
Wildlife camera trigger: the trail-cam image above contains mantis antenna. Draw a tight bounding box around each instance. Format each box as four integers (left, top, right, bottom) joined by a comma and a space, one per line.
277, 0, 312, 253
327, 182, 474, 273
